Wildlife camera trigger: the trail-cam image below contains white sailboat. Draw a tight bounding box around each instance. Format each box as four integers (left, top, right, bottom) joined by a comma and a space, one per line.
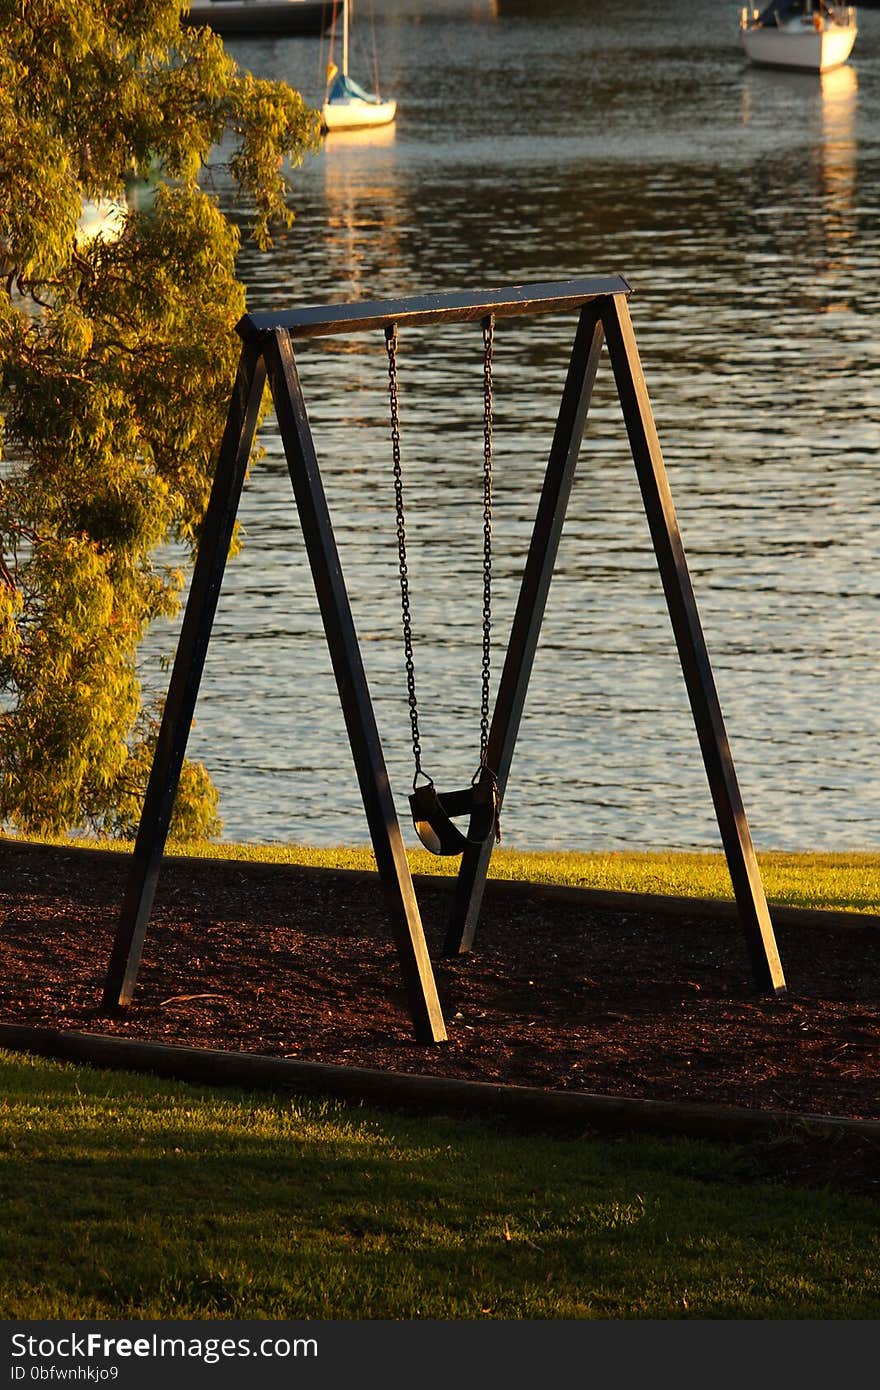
740, 2, 858, 72
321, 0, 396, 132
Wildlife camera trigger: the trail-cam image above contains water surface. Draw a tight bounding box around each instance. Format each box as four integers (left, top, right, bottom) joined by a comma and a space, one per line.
143, 0, 880, 852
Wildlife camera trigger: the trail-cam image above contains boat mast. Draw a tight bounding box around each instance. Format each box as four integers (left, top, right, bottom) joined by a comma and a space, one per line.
343, 0, 349, 78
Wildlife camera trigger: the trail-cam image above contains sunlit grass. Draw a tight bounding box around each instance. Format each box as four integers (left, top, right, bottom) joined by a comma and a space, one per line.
8, 833, 880, 914
1, 1051, 878, 1320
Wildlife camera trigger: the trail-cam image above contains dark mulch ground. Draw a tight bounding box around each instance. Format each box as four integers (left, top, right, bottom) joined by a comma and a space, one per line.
1, 840, 878, 1191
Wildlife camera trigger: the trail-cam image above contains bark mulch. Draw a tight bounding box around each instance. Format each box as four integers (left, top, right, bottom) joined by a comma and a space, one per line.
1, 840, 878, 1193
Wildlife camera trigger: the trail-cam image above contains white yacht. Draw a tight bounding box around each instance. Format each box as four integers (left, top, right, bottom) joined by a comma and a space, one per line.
740, 1, 858, 71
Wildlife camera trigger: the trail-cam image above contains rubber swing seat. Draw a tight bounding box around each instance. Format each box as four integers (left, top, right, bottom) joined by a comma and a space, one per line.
409, 767, 499, 857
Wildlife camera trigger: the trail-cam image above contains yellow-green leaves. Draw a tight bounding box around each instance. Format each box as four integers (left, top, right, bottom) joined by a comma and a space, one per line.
226, 71, 322, 248
0, 0, 318, 835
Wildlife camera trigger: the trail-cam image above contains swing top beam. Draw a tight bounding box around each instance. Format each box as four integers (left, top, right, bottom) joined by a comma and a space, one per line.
238, 276, 632, 341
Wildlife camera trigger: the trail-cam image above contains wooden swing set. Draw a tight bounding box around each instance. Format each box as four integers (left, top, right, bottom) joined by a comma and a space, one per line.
101, 277, 787, 1043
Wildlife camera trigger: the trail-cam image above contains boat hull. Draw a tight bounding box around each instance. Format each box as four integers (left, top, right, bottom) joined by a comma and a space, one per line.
183, 0, 339, 37
322, 98, 397, 132
741, 22, 857, 71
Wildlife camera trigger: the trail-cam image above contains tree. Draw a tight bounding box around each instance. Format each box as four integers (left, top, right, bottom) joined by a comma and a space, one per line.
0, 0, 320, 838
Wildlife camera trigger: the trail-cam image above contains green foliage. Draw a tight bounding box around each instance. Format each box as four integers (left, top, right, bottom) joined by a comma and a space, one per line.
0, 0, 321, 837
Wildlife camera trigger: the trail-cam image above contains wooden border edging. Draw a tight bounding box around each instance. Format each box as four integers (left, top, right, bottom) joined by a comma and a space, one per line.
1, 1024, 877, 1145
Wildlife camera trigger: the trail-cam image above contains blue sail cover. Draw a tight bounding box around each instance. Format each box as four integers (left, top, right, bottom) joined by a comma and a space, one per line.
326, 71, 381, 104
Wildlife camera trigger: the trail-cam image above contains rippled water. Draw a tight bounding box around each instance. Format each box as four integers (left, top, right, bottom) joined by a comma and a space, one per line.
143, 0, 880, 852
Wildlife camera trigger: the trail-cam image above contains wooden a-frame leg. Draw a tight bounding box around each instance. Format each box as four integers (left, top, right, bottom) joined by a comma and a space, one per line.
600, 293, 786, 996
101, 342, 267, 1009
444, 304, 607, 956
266, 330, 447, 1043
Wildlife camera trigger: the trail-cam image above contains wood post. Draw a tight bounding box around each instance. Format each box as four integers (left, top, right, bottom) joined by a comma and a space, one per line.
599, 293, 786, 995
265, 331, 446, 1042
102, 342, 266, 1009
443, 304, 606, 955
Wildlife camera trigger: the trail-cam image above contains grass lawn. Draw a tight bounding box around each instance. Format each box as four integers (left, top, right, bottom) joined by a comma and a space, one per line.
18, 834, 880, 914
1, 1050, 878, 1320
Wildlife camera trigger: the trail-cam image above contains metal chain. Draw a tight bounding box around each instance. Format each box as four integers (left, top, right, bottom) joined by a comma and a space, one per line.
386, 316, 496, 805
385, 323, 425, 784
479, 314, 494, 769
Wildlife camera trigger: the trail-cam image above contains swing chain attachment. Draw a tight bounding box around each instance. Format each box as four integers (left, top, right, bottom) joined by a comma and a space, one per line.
384, 314, 501, 849
385, 322, 425, 787
479, 314, 501, 845
479, 313, 494, 771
